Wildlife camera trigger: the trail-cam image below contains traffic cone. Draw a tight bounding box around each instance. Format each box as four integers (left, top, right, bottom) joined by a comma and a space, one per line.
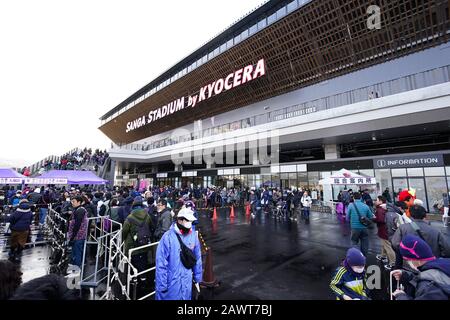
201, 247, 219, 288
230, 205, 235, 218
212, 207, 217, 221
245, 203, 251, 216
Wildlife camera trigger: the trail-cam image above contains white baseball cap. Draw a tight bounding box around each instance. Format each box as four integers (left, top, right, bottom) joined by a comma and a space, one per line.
177, 207, 197, 222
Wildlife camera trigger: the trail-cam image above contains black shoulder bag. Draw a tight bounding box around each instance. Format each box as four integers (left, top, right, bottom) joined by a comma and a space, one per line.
175, 232, 197, 269
353, 203, 374, 229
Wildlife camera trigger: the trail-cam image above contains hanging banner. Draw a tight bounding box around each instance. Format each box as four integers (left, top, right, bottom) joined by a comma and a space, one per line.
25, 178, 68, 185
0, 178, 23, 184
331, 177, 377, 185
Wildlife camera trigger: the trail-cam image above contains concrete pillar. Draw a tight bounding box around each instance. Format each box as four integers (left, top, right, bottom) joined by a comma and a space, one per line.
174, 164, 182, 172
206, 163, 216, 169
324, 144, 340, 160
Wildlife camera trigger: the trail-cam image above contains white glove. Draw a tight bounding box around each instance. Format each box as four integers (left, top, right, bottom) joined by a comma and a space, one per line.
194, 283, 200, 293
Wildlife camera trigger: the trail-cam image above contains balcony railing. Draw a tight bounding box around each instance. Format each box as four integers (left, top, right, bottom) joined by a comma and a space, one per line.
111, 65, 450, 153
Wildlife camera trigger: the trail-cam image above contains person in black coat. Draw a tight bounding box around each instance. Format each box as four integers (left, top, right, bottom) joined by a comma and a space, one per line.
8, 200, 33, 261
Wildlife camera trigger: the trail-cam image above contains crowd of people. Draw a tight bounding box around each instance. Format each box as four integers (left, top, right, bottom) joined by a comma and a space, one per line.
330, 187, 450, 300
1, 182, 450, 300
19, 148, 109, 176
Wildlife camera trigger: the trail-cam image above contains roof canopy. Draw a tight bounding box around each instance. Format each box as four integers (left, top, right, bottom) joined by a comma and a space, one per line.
319, 169, 377, 185
37, 170, 108, 185
0, 168, 26, 184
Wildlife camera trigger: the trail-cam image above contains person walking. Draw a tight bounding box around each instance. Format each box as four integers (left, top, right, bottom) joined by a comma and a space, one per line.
301, 191, 312, 221
8, 200, 33, 261
346, 192, 374, 257
373, 196, 396, 266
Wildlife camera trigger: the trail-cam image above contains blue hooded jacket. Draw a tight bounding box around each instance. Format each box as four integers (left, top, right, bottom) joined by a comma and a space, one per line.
155, 224, 202, 300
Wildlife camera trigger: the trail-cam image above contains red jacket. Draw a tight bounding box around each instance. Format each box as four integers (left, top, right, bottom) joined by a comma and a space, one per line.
373, 205, 388, 240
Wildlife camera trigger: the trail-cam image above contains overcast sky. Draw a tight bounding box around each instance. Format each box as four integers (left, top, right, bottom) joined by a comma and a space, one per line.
0, 0, 265, 167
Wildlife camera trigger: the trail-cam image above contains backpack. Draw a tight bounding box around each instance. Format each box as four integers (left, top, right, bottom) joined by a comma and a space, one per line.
127, 215, 151, 247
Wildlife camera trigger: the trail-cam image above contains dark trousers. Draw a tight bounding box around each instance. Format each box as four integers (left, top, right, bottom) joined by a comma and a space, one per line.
351, 228, 369, 257
302, 207, 310, 220
70, 240, 85, 267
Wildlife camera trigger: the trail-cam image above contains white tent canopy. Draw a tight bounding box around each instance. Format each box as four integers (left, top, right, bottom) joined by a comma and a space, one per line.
319, 168, 377, 185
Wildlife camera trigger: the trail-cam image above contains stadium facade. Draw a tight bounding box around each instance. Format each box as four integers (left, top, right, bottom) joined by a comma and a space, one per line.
99, 0, 450, 211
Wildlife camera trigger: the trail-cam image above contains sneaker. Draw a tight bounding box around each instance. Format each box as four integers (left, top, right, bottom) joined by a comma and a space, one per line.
384, 264, 392, 271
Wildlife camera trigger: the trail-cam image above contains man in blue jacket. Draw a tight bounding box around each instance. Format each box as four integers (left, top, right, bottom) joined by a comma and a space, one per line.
347, 192, 374, 257
155, 207, 202, 300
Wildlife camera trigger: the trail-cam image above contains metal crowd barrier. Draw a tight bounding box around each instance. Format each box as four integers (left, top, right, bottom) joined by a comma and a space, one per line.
127, 242, 159, 300
46, 205, 68, 251
80, 216, 122, 300
102, 226, 159, 300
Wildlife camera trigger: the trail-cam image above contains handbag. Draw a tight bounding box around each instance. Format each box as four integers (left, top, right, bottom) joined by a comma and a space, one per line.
352, 203, 374, 229
175, 232, 197, 269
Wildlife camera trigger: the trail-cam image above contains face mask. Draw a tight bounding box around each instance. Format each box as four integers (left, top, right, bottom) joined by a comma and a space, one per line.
66, 198, 70, 202
352, 266, 365, 274
183, 221, 192, 229
177, 222, 191, 234
406, 260, 419, 272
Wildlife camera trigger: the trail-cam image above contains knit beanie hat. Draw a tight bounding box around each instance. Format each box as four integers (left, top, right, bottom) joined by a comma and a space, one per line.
132, 196, 143, 207
346, 247, 366, 267
399, 234, 436, 261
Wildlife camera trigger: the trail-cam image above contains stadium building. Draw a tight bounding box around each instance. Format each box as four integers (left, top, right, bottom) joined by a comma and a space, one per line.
99, 0, 450, 211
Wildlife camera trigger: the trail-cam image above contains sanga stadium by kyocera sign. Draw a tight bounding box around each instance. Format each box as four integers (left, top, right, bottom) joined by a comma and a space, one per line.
125, 58, 267, 133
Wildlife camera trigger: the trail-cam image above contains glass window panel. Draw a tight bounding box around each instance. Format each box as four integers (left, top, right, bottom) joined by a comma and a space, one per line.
280, 173, 289, 179
249, 23, 258, 35
276, 7, 287, 19
220, 43, 227, 53
268, 12, 277, 24
241, 29, 249, 40
424, 167, 445, 176
234, 34, 241, 45
392, 169, 407, 177
287, 0, 299, 12
408, 178, 428, 211
359, 169, 375, 177
226, 39, 234, 49
407, 168, 424, 177
375, 169, 393, 201
425, 177, 448, 213
308, 171, 319, 179
257, 18, 267, 30
446, 167, 450, 176
320, 172, 331, 179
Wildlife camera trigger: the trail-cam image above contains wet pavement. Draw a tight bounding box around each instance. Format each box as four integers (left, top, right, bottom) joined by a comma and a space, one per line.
195, 207, 450, 300
1, 208, 449, 300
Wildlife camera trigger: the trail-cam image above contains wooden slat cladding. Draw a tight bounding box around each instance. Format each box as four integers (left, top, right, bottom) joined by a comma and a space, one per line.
99, 0, 449, 144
